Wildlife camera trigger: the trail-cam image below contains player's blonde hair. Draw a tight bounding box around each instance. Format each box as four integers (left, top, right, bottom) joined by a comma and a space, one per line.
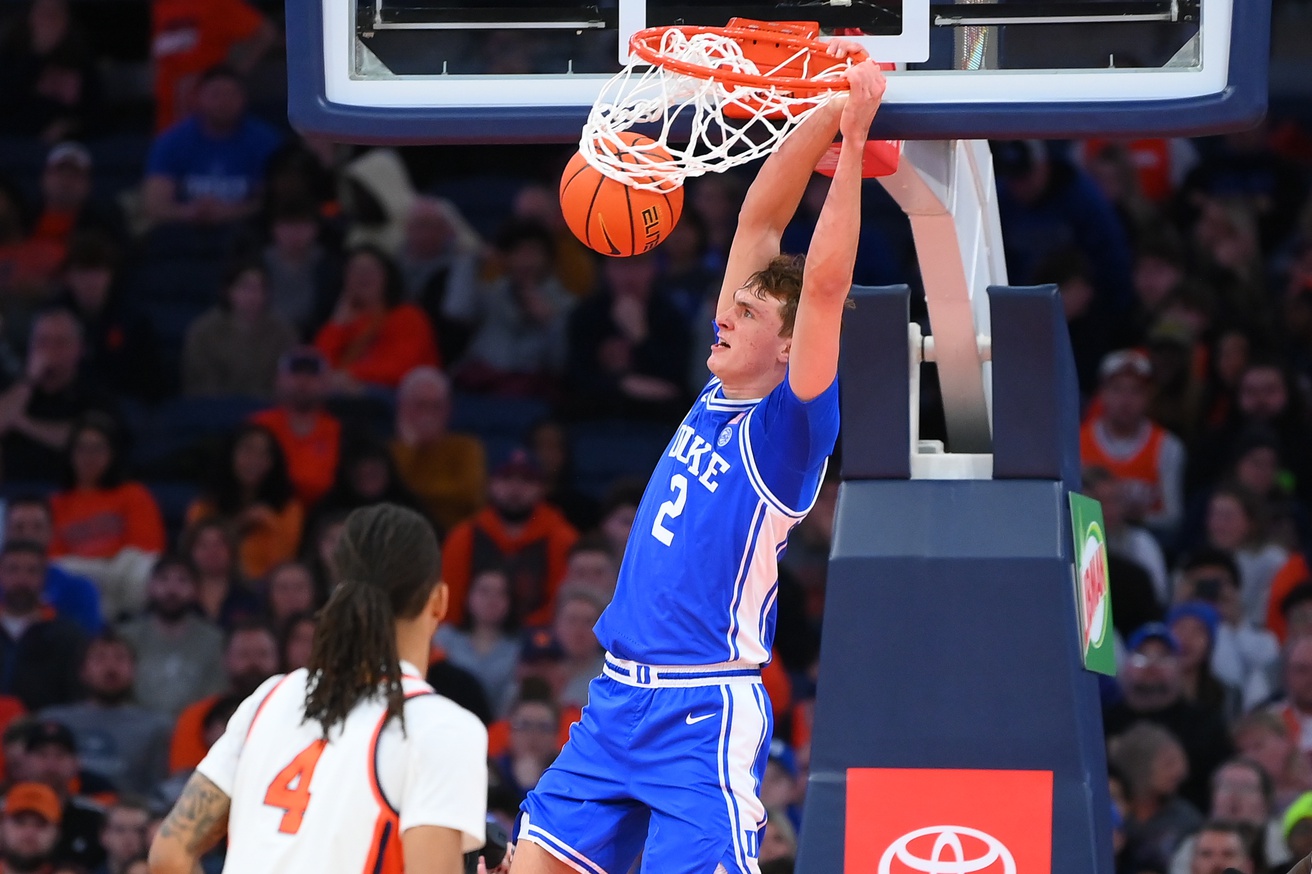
746, 253, 854, 338
746, 254, 805, 338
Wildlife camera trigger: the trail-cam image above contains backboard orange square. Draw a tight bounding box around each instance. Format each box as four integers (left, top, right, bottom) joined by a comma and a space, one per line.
845, 768, 1053, 874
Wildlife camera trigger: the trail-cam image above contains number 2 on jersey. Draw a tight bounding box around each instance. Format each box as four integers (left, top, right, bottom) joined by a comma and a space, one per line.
264, 739, 327, 834
651, 474, 688, 545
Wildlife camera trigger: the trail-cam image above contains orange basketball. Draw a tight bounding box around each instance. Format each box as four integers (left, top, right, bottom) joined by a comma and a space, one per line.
559, 132, 684, 258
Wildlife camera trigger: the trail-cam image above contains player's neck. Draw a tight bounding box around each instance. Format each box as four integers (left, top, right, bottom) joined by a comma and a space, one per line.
394, 621, 432, 675
719, 373, 781, 400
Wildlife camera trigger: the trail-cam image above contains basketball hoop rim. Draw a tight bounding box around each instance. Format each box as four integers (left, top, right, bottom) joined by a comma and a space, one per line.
628, 24, 870, 96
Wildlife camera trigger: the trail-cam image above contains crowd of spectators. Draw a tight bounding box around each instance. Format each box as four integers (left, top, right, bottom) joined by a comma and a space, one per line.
0, 1, 1305, 874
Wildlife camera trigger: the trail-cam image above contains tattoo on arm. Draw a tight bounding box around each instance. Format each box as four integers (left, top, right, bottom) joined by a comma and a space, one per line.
158, 774, 231, 855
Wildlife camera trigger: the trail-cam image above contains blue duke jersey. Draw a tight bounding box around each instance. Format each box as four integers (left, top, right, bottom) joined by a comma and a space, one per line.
596, 373, 840, 666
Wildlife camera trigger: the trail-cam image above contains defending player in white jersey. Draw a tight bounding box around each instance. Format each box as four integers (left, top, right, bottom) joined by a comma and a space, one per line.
510, 54, 886, 874
148, 503, 488, 874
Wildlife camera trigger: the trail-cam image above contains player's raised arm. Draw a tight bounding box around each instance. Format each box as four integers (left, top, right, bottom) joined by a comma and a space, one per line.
715, 41, 864, 316
788, 61, 885, 401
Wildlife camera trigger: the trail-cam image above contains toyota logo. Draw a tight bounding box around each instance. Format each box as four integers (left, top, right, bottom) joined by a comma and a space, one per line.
878, 826, 1017, 874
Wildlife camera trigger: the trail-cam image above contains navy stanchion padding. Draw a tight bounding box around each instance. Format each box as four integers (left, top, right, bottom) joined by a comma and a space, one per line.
838, 285, 912, 481
796, 285, 1111, 874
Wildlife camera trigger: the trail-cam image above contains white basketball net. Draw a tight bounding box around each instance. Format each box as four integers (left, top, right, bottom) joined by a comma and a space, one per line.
580, 28, 853, 193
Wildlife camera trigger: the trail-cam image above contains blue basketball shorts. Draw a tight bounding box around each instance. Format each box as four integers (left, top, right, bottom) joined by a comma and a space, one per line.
519, 655, 773, 874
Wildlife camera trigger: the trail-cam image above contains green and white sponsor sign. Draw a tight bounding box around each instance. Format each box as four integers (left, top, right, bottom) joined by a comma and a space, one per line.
1070, 493, 1115, 676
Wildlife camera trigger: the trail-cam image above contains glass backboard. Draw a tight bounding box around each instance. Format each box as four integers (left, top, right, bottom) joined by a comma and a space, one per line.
288, 0, 1269, 143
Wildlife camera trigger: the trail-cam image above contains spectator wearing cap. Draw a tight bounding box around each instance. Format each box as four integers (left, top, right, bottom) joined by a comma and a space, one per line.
32, 143, 122, 252
1107, 722, 1203, 873
116, 556, 225, 720
249, 347, 342, 508
19, 721, 110, 868
444, 221, 574, 398
0, 307, 117, 484
435, 568, 521, 718
1080, 349, 1187, 537
1285, 793, 1312, 866
39, 631, 170, 797
440, 448, 578, 629
167, 621, 277, 775
0, 783, 63, 874
143, 66, 281, 226
1104, 623, 1234, 810
1169, 759, 1288, 874
53, 235, 164, 402
1167, 602, 1238, 718
1187, 820, 1256, 874
390, 366, 486, 532
0, 541, 85, 711
182, 260, 298, 399
1173, 549, 1279, 709
4, 495, 102, 634
1201, 484, 1288, 630
313, 245, 441, 393
1268, 637, 1312, 760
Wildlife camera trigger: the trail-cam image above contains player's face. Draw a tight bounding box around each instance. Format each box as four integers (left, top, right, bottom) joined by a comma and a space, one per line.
709, 287, 789, 389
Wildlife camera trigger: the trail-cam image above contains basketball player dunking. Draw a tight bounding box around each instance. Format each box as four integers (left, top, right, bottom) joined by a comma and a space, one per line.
149, 504, 489, 874
510, 53, 886, 874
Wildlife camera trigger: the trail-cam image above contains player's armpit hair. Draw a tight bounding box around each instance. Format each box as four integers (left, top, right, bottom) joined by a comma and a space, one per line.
157, 773, 230, 856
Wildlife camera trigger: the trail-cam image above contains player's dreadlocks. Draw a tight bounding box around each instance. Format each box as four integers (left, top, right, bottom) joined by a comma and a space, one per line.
303, 503, 439, 736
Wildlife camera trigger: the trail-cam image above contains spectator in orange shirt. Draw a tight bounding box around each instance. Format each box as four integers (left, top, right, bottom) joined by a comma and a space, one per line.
186, 424, 303, 580
313, 246, 441, 393
1080, 349, 1186, 536
151, 0, 276, 131
166, 621, 277, 774
441, 449, 577, 628
249, 347, 342, 506
390, 366, 485, 531
48, 415, 165, 618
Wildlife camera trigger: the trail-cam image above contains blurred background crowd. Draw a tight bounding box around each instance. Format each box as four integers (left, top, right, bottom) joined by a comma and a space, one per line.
0, 0, 1307, 873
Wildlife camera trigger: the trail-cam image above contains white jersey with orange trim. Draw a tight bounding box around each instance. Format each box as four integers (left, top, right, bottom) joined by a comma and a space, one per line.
196, 661, 487, 874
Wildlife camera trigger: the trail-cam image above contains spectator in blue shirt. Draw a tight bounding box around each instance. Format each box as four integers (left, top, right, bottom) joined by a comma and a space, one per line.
3, 494, 103, 633
143, 64, 281, 226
